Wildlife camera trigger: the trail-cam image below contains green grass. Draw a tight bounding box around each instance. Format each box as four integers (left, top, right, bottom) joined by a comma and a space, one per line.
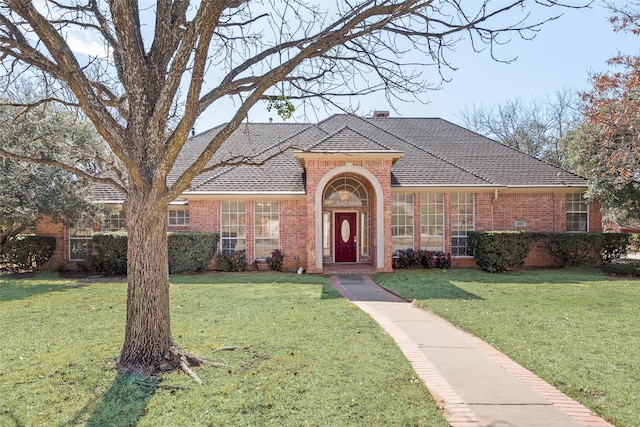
0, 272, 447, 427
373, 267, 640, 427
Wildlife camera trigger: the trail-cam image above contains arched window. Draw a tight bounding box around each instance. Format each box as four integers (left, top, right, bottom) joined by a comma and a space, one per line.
323, 177, 368, 207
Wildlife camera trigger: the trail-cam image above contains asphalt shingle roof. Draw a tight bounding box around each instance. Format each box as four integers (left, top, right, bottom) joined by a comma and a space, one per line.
93, 114, 587, 200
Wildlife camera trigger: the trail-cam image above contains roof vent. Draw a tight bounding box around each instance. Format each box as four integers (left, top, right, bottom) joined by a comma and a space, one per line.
372, 110, 389, 118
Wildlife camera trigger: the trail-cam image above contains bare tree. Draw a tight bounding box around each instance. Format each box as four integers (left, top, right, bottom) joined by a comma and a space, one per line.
458, 87, 580, 164
0, 0, 583, 376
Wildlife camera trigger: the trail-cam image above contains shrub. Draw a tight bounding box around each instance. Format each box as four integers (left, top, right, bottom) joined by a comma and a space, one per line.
265, 249, 285, 271
0, 235, 56, 270
532, 232, 629, 267
435, 252, 452, 269
396, 248, 419, 269
92, 232, 219, 274
601, 259, 640, 277
168, 232, 219, 273
395, 249, 434, 269
628, 233, 640, 253
93, 233, 127, 274
602, 233, 630, 264
468, 231, 531, 273
217, 250, 246, 272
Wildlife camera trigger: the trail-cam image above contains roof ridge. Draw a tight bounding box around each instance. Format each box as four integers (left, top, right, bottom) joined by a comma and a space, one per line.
305, 125, 394, 151
362, 117, 496, 185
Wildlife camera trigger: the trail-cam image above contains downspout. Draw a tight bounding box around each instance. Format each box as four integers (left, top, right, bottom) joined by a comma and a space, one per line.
492, 189, 498, 230
552, 192, 555, 231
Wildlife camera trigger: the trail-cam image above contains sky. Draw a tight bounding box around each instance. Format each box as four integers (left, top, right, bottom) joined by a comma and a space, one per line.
195, 1, 638, 131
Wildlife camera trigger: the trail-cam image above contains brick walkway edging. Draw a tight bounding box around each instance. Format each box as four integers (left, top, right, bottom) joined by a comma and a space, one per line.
330, 275, 614, 427
330, 275, 483, 426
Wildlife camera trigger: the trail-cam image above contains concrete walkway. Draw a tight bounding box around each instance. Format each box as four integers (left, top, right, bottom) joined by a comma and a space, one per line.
330, 274, 613, 427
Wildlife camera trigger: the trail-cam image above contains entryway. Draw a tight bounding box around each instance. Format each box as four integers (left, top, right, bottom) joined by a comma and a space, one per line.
334, 212, 357, 263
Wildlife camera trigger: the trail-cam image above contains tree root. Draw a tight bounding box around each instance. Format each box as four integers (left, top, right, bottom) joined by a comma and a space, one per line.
117, 343, 206, 382
179, 355, 202, 384
212, 346, 239, 353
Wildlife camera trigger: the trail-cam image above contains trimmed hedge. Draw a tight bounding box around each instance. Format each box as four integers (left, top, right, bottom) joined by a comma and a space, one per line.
532, 232, 629, 267
601, 259, 640, 277
92, 232, 219, 274
467, 231, 629, 271
0, 235, 56, 270
602, 233, 630, 264
167, 232, 219, 273
217, 250, 246, 272
468, 230, 531, 273
92, 233, 127, 274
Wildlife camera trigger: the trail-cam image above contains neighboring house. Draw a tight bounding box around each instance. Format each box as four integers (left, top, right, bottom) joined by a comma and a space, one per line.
37, 113, 601, 272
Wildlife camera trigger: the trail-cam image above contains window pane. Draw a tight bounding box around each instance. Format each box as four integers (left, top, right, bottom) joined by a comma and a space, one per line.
221, 201, 246, 253
420, 193, 444, 252
391, 193, 414, 253
69, 220, 94, 261
254, 201, 279, 259
168, 209, 190, 226
324, 177, 368, 207
102, 210, 126, 231
451, 193, 474, 256
566, 194, 588, 232
360, 212, 369, 257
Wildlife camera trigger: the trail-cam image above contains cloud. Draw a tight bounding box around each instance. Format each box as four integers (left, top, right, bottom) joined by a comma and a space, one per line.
66, 33, 111, 59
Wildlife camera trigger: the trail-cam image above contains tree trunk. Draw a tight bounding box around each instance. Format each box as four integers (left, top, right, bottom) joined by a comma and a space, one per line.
117, 190, 178, 375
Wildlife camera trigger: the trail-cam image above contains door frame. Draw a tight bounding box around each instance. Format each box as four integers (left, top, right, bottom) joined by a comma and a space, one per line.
334, 210, 358, 263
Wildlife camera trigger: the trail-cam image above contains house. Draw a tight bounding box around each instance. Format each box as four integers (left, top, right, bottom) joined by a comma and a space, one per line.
37, 113, 601, 272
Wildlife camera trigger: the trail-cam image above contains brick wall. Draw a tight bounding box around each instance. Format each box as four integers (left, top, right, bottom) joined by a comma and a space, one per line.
34, 217, 68, 269
280, 199, 307, 271
30, 188, 603, 272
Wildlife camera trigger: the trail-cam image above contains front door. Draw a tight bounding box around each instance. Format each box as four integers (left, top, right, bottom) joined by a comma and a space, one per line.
335, 213, 357, 262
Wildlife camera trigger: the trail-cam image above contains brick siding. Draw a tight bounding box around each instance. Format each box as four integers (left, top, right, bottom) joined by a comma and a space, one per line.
31, 167, 602, 272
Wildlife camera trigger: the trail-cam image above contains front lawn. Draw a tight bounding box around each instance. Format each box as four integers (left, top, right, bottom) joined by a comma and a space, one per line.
0, 272, 447, 427
373, 267, 640, 427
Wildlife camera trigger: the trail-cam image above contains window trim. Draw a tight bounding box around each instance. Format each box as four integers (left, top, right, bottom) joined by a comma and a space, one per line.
566, 193, 589, 232
168, 208, 190, 227
69, 222, 94, 261
101, 209, 126, 232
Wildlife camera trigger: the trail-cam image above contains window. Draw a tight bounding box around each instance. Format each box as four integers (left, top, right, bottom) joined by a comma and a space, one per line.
102, 210, 126, 232
391, 193, 414, 254
221, 201, 246, 253
69, 220, 93, 261
360, 211, 369, 257
254, 201, 279, 259
566, 193, 588, 232
168, 208, 190, 226
420, 193, 444, 252
451, 193, 474, 256
323, 211, 331, 257
324, 177, 368, 207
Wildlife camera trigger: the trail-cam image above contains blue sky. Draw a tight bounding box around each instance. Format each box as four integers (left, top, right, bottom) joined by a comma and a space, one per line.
196, 1, 638, 130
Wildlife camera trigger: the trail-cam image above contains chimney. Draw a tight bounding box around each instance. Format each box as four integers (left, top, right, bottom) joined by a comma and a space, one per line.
372, 110, 389, 118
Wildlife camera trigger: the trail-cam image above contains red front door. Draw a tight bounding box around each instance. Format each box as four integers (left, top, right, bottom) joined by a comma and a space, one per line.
335, 213, 357, 262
